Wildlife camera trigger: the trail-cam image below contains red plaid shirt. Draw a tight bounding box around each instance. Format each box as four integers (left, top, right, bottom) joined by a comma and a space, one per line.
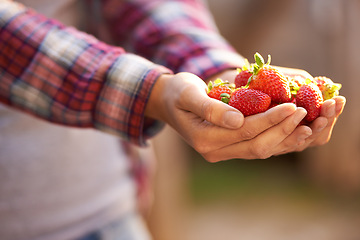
0, 0, 244, 146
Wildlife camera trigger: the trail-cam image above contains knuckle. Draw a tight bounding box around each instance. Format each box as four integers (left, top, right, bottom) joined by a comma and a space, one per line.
192, 138, 212, 154
200, 100, 213, 122
282, 124, 294, 136
282, 140, 293, 150
267, 114, 280, 127
203, 154, 221, 163
192, 141, 205, 154
250, 143, 272, 159
239, 127, 256, 140
196, 145, 209, 155
315, 137, 330, 146
179, 84, 195, 103
295, 145, 306, 152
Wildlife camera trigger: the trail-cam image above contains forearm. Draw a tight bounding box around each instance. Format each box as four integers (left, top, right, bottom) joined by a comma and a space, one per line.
0, 0, 171, 145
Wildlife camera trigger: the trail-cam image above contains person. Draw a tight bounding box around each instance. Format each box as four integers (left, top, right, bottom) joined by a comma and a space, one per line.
0, 0, 346, 239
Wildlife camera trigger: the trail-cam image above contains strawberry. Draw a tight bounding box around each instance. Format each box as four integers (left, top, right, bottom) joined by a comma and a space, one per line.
207, 79, 234, 103
235, 69, 253, 88
295, 82, 324, 122
314, 76, 342, 100
229, 88, 271, 116
235, 59, 253, 88
247, 53, 292, 103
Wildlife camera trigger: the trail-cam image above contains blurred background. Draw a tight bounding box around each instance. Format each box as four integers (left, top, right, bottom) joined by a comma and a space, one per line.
146, 0, 360, 239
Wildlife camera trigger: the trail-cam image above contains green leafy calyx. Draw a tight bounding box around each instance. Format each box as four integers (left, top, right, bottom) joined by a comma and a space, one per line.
253, 52, 271, 75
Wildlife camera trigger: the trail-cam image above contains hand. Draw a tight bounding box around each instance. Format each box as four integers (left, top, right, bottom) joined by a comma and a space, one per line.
145, 72, 311, 162
273, 67, 346, 153
206, 67, 346, 155
277, 95, 346, 154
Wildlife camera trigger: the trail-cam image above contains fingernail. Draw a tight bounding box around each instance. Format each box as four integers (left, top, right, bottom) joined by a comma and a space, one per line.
224, 111, 243, 128
294, 108, 307, 124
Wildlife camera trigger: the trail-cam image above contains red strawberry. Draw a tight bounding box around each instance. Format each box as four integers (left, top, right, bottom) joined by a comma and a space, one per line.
235, 69, 253, 88
296, 82, 324, 122
247, 53, 292, 103
314, 76, 342, 100
235, 60, 253, 88
207, 79, 234, 103
229, 88, 271, 116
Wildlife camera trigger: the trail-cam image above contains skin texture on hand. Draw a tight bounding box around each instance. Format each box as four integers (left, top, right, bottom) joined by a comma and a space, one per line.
145, 72, 327, 162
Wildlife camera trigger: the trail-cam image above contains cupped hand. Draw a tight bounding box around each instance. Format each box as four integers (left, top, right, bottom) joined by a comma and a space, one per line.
206, 67, 346, 155
145, 72, 311, 162
272, 67, 346, 153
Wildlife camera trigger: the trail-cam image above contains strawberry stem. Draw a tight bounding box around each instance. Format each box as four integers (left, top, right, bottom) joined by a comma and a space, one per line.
220, 93, 231, 104
207, 81, 213, 93
244, 76, 252, 88
254, 52, 265, 68
266, 54, 271, 65
253, 52, 271, 75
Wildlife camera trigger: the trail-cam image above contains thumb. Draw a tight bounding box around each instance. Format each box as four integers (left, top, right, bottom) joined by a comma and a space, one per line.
198, 97, 244, 129
182, 82, 244, 129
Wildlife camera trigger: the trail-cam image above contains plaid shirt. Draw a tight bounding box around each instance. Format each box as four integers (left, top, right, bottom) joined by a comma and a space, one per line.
0, 0, 244, 146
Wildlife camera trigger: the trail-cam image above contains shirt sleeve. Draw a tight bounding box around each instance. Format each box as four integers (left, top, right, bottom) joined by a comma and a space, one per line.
99, 0, 245, 80
0, 0, 172, 146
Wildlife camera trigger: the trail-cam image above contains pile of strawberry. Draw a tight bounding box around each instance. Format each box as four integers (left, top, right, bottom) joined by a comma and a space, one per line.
207, 53, 342, 124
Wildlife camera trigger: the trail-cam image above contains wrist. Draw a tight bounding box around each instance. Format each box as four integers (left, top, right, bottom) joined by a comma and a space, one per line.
145, 73, 173, 122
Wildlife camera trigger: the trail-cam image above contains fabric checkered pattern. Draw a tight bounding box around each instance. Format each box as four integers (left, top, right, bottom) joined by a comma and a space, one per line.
99, 0, 244, 79
0, 0, 244, 146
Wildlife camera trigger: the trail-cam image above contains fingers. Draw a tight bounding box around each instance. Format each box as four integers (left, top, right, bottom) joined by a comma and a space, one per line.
201, 108, 307, 162
276, 95, 346, 152
168, 73, 303, 158
246, 108, 307, 158
198, 98, 245, 129
188, 95, 345, 161
236, 103, 297, 140
179, 103, 298, 154
273, 125, 313, 155
334, 96, 346, 116
307, 96, 346, 147
177, 73, 245, 129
